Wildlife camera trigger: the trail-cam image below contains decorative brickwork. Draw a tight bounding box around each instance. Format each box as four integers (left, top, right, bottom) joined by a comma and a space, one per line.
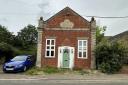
60, 19, 74, 28
37, 7, 96, 69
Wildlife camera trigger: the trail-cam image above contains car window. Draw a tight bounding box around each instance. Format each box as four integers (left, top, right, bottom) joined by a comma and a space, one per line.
11, 56, 27, 61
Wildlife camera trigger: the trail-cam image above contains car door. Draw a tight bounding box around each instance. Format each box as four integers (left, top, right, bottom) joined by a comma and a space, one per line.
26, 56, 32, 67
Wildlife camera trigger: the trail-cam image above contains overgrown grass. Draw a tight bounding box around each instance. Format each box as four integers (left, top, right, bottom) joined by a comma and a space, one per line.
25, 67, 44, 75
42, 67, 60, 74
26, 67, 71, 75
25, 66, 99, 75
26, 67, 66, 75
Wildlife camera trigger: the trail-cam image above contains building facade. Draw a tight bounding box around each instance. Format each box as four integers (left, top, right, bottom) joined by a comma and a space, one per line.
36, 7, 96, 69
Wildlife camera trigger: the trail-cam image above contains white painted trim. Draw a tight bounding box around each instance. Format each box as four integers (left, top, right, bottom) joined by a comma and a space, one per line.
57, 47, 62, 68
36, 31, 42, 67
78, 40, 88, 59
58, 46, 75, 69
70, 47, 75, 69
45, 39, 56, 58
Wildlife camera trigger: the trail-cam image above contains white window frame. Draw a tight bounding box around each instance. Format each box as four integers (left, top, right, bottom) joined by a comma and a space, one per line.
78, 40, 88, 59
45, 39, 55, 58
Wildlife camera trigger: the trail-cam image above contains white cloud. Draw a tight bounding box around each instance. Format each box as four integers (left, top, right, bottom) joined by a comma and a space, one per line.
0, 0, 128, 36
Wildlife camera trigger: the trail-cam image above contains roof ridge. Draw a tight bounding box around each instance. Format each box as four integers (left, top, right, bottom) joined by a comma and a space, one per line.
45, 7, 90, 23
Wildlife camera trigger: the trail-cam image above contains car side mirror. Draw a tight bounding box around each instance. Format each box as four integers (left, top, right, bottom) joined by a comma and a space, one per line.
27, 57, 31, 61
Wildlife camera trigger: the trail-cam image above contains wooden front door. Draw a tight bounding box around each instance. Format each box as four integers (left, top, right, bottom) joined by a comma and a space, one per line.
58, 46, 74, 69
62, 49, 70, 68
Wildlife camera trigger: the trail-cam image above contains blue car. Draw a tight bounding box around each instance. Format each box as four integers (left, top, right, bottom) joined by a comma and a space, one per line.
3, 55, 34, 72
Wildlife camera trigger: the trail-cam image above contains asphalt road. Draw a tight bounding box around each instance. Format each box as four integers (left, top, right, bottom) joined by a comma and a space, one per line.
0, 79, 128, 85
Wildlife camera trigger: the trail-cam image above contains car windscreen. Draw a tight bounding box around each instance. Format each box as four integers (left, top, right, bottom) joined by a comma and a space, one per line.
11, 56, 27, 61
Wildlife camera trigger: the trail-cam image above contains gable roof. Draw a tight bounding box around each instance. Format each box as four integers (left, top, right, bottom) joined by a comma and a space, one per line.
109, 30, 128, 41
45, 7, 90, 23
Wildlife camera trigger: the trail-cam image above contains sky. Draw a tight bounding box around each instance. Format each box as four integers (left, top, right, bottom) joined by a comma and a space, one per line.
0, 0, 128, 36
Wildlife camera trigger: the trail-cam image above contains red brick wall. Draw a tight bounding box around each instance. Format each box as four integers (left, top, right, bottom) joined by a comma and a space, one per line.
45, 8, 90, 28
41, 8, 92, 69
41, 30, 91, 69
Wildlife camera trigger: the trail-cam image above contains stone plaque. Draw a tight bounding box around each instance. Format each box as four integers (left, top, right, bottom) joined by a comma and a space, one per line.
60, 19, 74, 28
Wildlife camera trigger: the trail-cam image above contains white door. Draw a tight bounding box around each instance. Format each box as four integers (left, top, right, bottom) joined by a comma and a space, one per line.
58, 46, 74, 69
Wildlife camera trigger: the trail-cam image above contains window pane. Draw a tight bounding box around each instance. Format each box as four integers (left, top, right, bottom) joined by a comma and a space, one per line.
51, 51, 54, 56
79, 41, 82, 46
83, 47, 86, 50
47, 46, 50, 49
46, 51, 50, 56
83, 52, 86, 57
79, 52, 82, 57
47, 40, 50, 45
79, 47, 82, 50
83, 41, 86, 46
51, 46, 54, 49
51, 40, 54, 45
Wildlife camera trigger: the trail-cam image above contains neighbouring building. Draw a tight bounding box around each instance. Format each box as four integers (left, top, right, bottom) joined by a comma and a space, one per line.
36, 7, 96, 69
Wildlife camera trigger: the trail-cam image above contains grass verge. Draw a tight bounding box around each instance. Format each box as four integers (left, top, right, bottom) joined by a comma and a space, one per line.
25, 67, 99, 75
26, 67, 68, 75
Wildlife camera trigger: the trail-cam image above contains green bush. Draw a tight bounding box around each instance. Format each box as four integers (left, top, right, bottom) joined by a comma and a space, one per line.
95, 41, 126, 73
0, 42, 16, 62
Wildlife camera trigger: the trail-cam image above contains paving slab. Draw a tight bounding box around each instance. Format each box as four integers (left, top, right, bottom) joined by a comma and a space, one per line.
0, 72, 128, 81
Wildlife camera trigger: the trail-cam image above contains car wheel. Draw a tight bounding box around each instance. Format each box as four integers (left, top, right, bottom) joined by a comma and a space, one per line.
23, 66, 27, 72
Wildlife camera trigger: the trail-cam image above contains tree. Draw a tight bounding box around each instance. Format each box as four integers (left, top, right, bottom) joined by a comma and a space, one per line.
96, 26, 106, 44
17, 24, 37, 49
0, 25, 15, 45
0, 25, 17, 63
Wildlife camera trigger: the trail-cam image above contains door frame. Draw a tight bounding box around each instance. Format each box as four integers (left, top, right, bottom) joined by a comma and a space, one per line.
58, 46, 75, 69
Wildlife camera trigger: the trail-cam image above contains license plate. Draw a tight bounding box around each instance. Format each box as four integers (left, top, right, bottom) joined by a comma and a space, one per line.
6, 68, 14, 71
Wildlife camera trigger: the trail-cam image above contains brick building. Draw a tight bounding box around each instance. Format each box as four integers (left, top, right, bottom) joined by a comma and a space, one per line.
36, 7, 96, 69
